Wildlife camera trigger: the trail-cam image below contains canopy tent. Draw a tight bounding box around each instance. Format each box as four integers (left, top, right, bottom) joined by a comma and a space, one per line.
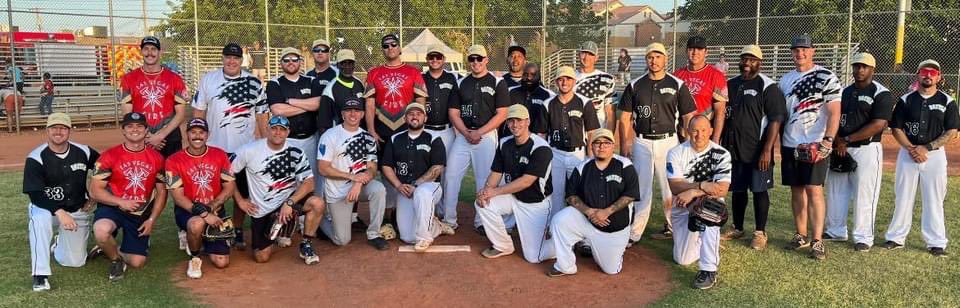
400, 28, 464, 65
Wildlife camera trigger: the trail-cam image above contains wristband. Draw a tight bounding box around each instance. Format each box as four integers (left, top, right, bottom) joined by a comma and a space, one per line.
925, 144, 934, 151
191, 202, 209, 216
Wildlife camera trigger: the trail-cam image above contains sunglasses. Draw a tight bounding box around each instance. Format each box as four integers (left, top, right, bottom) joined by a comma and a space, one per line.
381, 42, 399, 49
281, 57, 301, 63
592, 141, 614, 147
468, 55, 485, 63
312, 46, 330, 53
427, 54, 444, 61
919, 67, 941, 77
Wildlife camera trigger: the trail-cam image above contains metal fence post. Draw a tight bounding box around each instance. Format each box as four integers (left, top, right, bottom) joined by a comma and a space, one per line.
264, 0, 271, 77
671, 0, 678, 71
399, 0, 403, 45
193, 0, 200, 86
845, 0, 853, 83
541, 0, 546, 64
604, 0, 609, 71
470, 0, 475, 45
324, 0, 329, 41
108, 0, 119, 126
6, 0, 18, 133
755, 0, 760, 44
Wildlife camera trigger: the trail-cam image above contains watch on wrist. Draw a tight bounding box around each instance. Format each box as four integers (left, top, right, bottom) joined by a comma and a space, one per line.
842, 136, 852, 143
284, 198, 295, 207
823, 136, 834, 142
925, 144, 934, 151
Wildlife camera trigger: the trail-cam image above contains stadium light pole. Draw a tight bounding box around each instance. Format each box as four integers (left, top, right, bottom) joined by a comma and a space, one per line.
893, 0, 910, 73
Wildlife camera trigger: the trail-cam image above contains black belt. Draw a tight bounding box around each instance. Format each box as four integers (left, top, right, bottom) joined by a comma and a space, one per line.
553, 145, 584, 152
425, 124, 449, 130
638, 132, 674, 140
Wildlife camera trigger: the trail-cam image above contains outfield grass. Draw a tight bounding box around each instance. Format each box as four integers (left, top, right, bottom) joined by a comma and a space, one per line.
0, 169, 957, 307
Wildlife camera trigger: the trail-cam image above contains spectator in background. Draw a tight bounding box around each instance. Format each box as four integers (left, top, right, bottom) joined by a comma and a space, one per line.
40, 73, 54, 115
301, 46, 315, 73
617, 48, 632, 85
6, 59, 24, 93
241, 46, 252, 72
250, 41, 267, 81
715, 52, 730, 74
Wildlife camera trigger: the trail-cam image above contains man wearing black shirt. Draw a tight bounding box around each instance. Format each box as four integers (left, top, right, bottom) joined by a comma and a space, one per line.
505, 63, 553, 137
305, 39, 338, 88
504, 45, 527, 88
320, 49, 363, 129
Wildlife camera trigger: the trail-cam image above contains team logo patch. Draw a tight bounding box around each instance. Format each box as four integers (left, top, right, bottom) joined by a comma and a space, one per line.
532, 99, 545, 105
300, 88, 312, 95
743, 89, 758, 96
659, 88, 676, 95
858, 95, 874, 104
317, 144, 326, 156
480, 86, 495, 95
519, 156, 529, 164
928, 104, 947, 112
439, 83, 453, 90
666, 162, 674, 175
568, 110, 583, 118
70, 163, 88, 172
605, 174, 622, 183
416, 144, 431, 152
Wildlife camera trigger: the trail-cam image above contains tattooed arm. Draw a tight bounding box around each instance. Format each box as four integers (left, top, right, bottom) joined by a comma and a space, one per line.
414, 165, 444, 186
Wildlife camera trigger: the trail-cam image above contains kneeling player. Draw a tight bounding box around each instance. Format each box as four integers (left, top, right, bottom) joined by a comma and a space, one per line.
231, 115, 326, 264
667, 116, 732, 289
548, 129, 638, 276
166, 118, 236, 278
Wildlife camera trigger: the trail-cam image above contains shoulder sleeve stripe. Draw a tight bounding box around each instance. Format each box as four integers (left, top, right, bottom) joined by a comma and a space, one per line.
613, 154, 633, 167
27, 144, 48, 165
873, 81, 890, 95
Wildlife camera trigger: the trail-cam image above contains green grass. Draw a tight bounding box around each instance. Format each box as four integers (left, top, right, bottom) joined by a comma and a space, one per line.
1, 168, 957, 307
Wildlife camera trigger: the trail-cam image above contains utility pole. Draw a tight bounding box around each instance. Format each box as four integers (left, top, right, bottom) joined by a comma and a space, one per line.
142, 0, 148, 35
33, 8, 42, 31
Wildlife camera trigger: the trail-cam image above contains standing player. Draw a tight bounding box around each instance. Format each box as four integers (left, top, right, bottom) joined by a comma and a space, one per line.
505, 63, 553, 137
476, 105, 555, 263
166, 118, 236, 278
548, 129, 638, 277
306, 39, 338, 88
545, 66, 600, 218
718, 45, 786, 250
575, 41, 616, 132
673, 36, 729, 142
89, 112, 166, 281
619, 42, 697, 242
230, 115, 326, 264
824, 52, 895, 251
320, 49, 364, 128
667, 115, 732, 289
318, 99, 390, 250
120, 36, 190, 158
191, 42, 266, 251
381, 103, 455, 251
24, 113, 99, 291
364, 34, 428, 146
778, 34, 842, 260
442, 44, 511, 231
422, 47, 458, 159
503, 45, 527, 88
883, 59, 958, 257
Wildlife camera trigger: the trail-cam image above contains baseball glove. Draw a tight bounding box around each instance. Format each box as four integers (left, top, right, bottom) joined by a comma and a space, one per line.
267, 210, 300, 241
203, 216, 235, 241
380, 223, 397, 240
689, 196, 728, 227
829, 153, 858, 173
795, 142, 831, 163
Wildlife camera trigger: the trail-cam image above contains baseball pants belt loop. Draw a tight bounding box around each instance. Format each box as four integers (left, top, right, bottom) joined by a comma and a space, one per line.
425, 124, 449, 131
638, 132, 674, 140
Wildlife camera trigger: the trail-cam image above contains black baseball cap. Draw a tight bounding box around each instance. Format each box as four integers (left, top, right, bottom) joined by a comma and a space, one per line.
122, 112, 148, 126
791, 34, 813, 49
140, 36, 161, 49
343, 98, 364, 111
686, 36, 707, 49
187, 118, 209, 131
222, 43, 243, 57
507, 45, 526, 57
382, 34, 399, 45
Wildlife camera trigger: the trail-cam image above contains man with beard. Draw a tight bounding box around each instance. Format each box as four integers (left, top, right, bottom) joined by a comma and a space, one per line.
24, 113, 99, 291
505, 63, 552, 137
823, 52, 895, 252
575, 41, 616, 132
673, 36, 729, 142
883, 59, 958, 257
191, 43, 266, 251
503, 45, 527, 88
120, 36, 190, 158
718, 45, 786, 250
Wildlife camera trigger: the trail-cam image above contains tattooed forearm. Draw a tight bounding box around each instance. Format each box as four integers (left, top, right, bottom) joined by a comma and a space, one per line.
415, 165, 445, 185
928, 129, 958, 150
565, 195, 592, 215
605, 196, 634, 213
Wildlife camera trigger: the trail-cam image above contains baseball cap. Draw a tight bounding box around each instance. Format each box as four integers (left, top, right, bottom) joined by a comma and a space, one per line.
140, 36, 161, 49
337, 49, 356, 62
850, 52, 876, 67
46, 112, 71, 128
382, 34, 399, 45
507, 104, 529, 120
312, 39, 330, 48
917, 59, 941, 71
579, 41, 599, 55
589, 128, 615, 144
686, 36, 707, 49
342, 98, 364, 111
222, 43, 243, 57
467, 45, 487, 58
426, 45, 444, 58
555, 66, 576, 80
507, 45, 526, 57
405, 102, 426, 114
646, 42, 667, 56
279, 47, 301, 59
121, 112, 148, 127
740, 44, 763, 60
268, 115, 290, 128
187, 118, 209, 131
791, 34, 813, 49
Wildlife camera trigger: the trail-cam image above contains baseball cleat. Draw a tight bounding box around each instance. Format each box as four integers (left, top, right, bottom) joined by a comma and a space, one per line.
809, 240, 826, 260
368, 237, 389, 251
574, 242, 593, 258
187, 257, 203, 279
299, 241, 320, 264
821, 233, 847, 242
474, 225, 486, 237
784, 233, 810, 250
720, 228, 744, 241
693, 271, 718, 289
277, 236, 292, 248
547, 268, 572, 277
436, 218, 456, 236
881, 241, 904, 250
414, 240, 432, 252
649, 224, 673, 240
352, 217, 367, 230
481, 247, 513, 259
929, 247, 948, 257
178, 230, 188, 251
233, 229, 246, 251
853, 243, 871, 252
32, 275, 50, 292
626, 239, 637, 248
108, 259, 127, 282
87, 245, 103, 260
750, 231, 768, 250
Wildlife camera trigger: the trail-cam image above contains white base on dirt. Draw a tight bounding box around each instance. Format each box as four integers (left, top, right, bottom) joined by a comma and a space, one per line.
398, 245, 472, 253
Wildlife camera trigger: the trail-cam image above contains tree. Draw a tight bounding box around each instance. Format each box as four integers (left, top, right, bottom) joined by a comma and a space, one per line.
546, 0, 604, 51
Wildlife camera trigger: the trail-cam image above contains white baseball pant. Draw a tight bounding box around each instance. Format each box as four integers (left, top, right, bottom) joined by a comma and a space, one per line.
476, 194, 556, 263
425, 126, 455, 215
551, 206, 631, 275
885, 148, 949, 248
630, 136, 677, 241
825, 143, 883, 244
320, 180, 387, 245
671, 205, 720, 271
28, 204, 91, 276
287, 134, 323, 194
442, 130, 498, 229
395, 182, 444, 243
549, 148, 586, 219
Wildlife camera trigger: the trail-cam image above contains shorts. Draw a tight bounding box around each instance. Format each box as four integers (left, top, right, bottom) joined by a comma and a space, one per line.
94, 205, 150, 256
730, 161, 774, 192
173, 207, 230, 255
780, 146, 829, 186
227, 152, 250, 199
249, 207, 281, 251
157, 129, 183, 158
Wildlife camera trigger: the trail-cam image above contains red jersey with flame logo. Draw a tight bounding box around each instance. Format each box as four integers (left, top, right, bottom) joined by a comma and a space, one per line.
165, 146, 234, 204
364, 64, 428, 137
120, 67, 190, 129
92, 144, 166, 216
673, 65, 729, 114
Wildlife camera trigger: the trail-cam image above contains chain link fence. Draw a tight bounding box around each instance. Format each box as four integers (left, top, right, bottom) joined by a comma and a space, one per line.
1, 0, 958, 131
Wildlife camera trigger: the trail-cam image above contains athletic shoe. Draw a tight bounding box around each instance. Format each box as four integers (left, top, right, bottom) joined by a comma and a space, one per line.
299, 241, 320, 265
368, 237, 389, 251
108, 259, 127, 282
822, 233, 848, 242
233, 229, 246, 251
750, 231, 768, 250
809, 240, 826, 260
87, 245, 103, 260
649, 224, 673, 240
187, 257, 202, 279
352, 218, 367, 230
436, 218, 456, 236
475, 225, 486, 237
692, 271, 717, 289
626, 239, 637, 248
881, 240, 904, 250
854, 243, 871, 252
481, 247, 513, 259
178, 230, 188, 250
784, 233, 810, 250
32, 275, 50, 292
277, 236, 292, 248
720, 228, 744, 241
574, 242, 593, 258
414, 240, 432, 252
547, 268, 572, 277
929, 247, 948, 257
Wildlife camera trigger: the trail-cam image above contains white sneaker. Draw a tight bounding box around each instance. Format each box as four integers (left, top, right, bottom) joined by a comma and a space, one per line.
277, 236, 292, 248
436, 218, 455, 236
187, 257, 202, 279
178, 230, 187, 251
414, 240, 432, 252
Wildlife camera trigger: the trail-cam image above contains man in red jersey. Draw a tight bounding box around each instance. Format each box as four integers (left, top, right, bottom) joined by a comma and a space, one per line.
89, 112, 167, 282
364, 34, 428, 146
120, 36, 191, 157
166, 118, 236, 279
673, 36, 729, 142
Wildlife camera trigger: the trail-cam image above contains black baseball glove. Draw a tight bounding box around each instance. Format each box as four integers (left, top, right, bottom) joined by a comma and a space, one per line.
829, 153, 858, 173
203, 216, 235, 241
689, 196, 728, 228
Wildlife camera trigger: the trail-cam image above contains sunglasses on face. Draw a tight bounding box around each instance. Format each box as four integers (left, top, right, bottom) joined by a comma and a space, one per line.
427, 54, 444, 61
592, 141, 614, 147
468, 55, 485, 63
281, 57, 301, 63
382, 42, 399, 49
312, 46, 330, 53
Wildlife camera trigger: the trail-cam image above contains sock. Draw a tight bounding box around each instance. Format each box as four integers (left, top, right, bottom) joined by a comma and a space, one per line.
753, 191, 770, 231
732, 191, 748, 231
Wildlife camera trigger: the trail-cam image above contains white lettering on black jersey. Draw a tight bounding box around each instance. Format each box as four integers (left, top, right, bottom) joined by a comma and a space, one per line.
567, 155, 640, 232
382, 130, 446, 185
491, 134, 553, 203
838, 81, 896, 146
891, 90, 960, 145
